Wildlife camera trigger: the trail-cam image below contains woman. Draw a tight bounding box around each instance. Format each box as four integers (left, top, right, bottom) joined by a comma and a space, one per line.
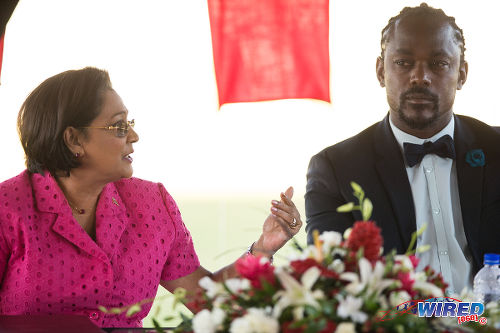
0, 67, 302, 327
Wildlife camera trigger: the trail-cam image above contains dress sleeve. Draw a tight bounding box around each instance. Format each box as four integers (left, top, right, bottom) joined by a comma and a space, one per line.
0, 213, 12, 281
158, 183, 200, 281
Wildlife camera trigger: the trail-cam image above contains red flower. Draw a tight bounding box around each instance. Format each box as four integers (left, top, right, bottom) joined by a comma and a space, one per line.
235, 254, 275, 288
347, 221, 383, 261
397, 271, 416, 297
290, 258, 339, 279
409, 255, 419, 269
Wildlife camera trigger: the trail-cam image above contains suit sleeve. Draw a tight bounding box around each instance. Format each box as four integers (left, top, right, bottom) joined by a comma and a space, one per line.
305, 152, 355, 244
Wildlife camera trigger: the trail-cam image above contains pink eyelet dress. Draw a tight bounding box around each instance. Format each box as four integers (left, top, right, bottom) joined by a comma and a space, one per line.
0, 170, 200, 327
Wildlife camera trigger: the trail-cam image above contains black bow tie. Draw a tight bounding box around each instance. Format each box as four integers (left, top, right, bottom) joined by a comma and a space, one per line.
403, 134, 456, 167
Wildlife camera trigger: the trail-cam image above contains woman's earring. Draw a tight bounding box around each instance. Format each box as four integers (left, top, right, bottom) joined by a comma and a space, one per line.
75, 152, 81, 158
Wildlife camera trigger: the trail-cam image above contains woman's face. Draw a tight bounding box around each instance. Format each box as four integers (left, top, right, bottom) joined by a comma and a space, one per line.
79, 89, 139, 182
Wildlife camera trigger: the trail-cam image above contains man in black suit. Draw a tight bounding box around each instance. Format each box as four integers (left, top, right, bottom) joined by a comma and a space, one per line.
305, 3, 500, 294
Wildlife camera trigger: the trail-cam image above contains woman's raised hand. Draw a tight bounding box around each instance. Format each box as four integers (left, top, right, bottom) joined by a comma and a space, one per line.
251, 186, 303, 258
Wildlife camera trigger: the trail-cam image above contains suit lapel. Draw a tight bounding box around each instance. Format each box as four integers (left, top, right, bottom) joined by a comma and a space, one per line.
454, 115, 483, 269
374, 115, 416, 251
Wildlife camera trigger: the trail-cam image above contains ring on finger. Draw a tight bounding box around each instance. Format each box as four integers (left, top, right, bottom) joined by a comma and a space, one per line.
290, 217, 297, 228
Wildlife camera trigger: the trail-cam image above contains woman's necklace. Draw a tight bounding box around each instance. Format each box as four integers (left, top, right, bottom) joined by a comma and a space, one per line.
67, 199, 86, 215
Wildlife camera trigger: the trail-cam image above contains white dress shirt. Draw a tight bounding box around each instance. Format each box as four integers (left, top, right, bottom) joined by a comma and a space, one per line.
389, 116, 473, 294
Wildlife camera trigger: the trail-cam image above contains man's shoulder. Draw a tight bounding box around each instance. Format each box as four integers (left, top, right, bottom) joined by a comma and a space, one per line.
313, 121, 380, 161
457, 114, 500, 137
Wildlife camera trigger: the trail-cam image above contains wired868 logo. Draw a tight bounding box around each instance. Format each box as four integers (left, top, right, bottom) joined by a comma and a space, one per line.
377, 297, 488, 326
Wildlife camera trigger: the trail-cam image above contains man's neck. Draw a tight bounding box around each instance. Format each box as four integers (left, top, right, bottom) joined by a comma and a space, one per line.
389, 112, 453, 139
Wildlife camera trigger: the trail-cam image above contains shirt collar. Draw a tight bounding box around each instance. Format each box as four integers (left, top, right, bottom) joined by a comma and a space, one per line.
389, 115, 455, 152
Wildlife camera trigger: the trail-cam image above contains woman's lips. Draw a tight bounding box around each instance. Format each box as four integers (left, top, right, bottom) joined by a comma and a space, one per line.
123, 154, 133, 163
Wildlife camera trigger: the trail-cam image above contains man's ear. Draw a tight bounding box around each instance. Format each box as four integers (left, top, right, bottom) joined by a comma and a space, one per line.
457, 60, 468, 90
63, 127, 85, 157
376, 56, 385, 87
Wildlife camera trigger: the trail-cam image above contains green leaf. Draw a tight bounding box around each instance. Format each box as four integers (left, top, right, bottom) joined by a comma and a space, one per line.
97, 305, 108, 313
362, 198, 373, 221
350, 181, 364, 196
337, 202, 355, 213
109, 307, 122, 314
416, 244, 431, 253
416, 223, 427, 236
152, 318, 163, 333
126, 304, 141, 317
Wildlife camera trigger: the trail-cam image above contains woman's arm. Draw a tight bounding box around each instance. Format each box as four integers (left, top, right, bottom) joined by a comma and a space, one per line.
160, 187, 302, 312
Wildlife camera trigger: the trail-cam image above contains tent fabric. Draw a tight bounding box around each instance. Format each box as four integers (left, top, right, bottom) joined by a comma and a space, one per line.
0, 35, 4, 84
207, 0, 330, 107
0, 0, 19, 84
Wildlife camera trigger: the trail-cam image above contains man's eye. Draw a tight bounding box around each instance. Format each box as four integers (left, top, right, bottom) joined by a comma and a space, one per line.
394, 60, 410, 66
431, 60, 449, 67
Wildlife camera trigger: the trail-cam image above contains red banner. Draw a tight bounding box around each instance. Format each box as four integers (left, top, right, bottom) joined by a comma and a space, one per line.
207, 0, 330, 107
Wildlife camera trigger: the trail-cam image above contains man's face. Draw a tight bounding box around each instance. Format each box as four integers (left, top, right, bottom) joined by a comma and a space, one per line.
376, 15, 467, 137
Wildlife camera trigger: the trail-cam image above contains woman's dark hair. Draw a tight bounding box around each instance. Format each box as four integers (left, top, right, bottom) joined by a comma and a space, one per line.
17, 67, 112, 175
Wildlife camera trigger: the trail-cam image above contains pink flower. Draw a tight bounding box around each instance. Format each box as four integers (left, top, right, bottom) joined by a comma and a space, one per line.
235, 255, 275, 288
397, 271, 416, 297
409, 255, 419, 269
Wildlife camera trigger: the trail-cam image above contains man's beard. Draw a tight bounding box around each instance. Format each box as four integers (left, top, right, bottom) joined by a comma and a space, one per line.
396, 87, 439, 130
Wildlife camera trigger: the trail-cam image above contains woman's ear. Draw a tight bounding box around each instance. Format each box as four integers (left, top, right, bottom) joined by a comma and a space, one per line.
63, 127, 85, 157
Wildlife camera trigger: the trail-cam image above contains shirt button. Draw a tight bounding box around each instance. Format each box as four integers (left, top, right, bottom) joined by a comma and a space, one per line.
425, 167, 433, 173
433, 208, 441, 215
440, 250, 448, 255
89, 312, 99, 320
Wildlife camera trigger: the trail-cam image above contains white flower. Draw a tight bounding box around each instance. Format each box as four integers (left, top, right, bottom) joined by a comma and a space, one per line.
412, 280, 444, 297
340, 258, 396, 297
335, 322, 356, 333
393, 255, 414, 273
192, 308, 225, 333
331, 247, 347, 258
343, 228, 352, 239
225, 278, 251, 294
288, 245, 317, 261
337, 295, 368, 323
329, 258, 345, 274
199, 276, 225, 298
320, 231, 342, 252
389, 290, 411, 308
412, 271, 443, 297
273, 266, 324, 319
229, 308, 279, 333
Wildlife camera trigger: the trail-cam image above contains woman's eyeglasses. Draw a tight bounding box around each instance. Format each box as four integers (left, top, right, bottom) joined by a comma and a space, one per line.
80, 119, 135, 137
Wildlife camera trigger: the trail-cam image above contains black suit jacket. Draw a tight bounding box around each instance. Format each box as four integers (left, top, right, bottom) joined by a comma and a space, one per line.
305, 114, 500, 274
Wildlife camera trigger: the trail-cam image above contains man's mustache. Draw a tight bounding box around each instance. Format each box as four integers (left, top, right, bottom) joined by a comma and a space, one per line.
401, 87, 438, 102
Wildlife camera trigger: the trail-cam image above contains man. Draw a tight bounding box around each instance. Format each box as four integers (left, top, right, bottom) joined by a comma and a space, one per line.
305, 3, 500, 294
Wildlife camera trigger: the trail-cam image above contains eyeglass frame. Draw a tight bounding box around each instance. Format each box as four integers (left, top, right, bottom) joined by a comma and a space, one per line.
79, 119, 135, 137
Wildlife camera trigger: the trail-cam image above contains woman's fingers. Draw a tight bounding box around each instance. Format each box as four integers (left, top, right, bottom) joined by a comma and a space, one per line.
271, 205, 301, 230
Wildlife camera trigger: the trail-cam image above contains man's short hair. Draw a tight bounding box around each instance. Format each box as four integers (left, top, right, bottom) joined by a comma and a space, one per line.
380, 3, 466, 64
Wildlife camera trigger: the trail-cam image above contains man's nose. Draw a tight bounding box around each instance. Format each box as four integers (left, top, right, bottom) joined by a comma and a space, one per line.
410, 63, 431, 86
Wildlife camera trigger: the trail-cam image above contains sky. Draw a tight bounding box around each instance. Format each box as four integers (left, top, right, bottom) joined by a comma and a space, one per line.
1, 0, 499, 198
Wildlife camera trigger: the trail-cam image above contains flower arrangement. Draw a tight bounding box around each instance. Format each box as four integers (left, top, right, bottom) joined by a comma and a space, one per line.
170, 183, 452, 333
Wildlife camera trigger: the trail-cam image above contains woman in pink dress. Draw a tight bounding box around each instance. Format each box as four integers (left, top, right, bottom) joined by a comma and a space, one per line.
0, 67, 302, 327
